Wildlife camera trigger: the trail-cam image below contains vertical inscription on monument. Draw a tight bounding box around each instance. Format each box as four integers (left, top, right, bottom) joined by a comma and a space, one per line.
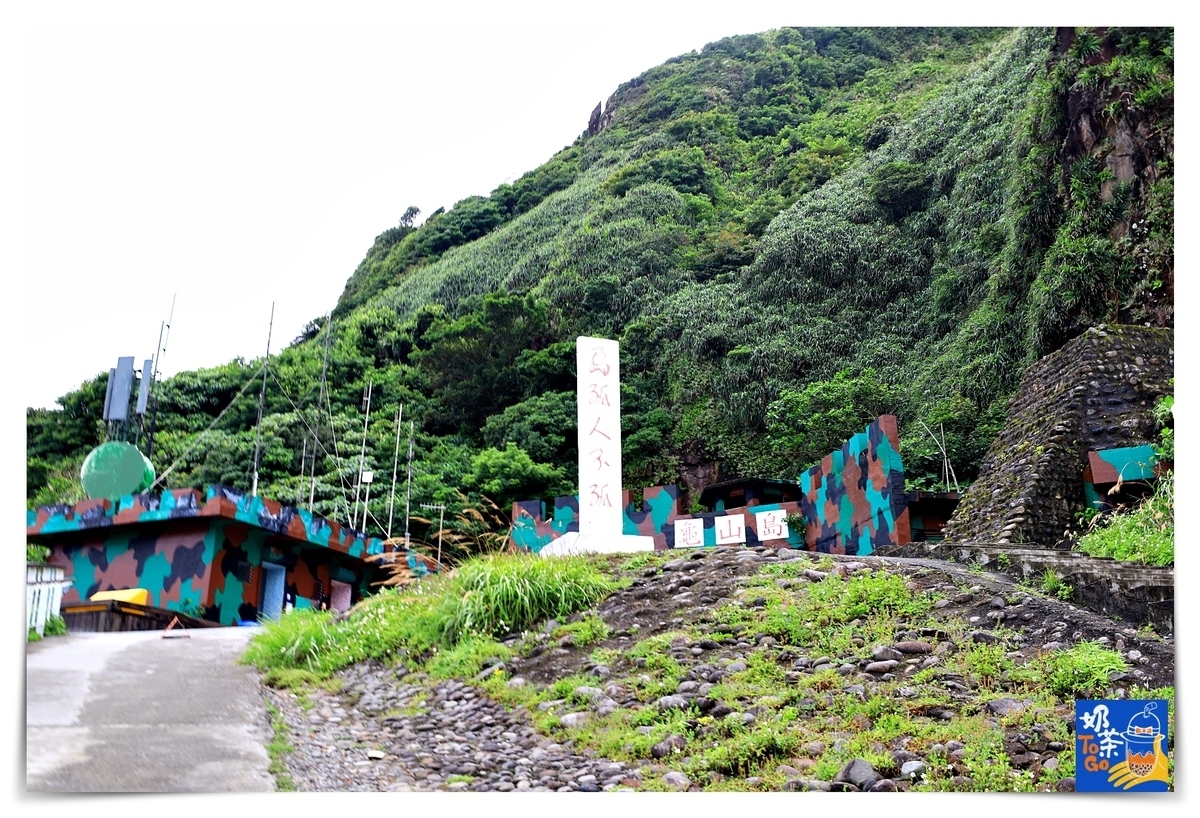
577, 337, 622, 544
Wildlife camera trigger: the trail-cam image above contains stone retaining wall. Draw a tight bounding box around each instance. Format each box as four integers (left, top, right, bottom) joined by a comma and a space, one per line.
942, 325, 1173, 547
882, 541, 1173, 632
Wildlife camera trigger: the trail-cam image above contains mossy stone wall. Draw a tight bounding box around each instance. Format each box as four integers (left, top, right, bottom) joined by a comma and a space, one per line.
942, 325, 1173, 547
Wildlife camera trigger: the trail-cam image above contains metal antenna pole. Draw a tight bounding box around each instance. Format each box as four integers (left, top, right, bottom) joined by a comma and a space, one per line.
146, 293, 176, 461
420, 503, 445, 569
404, 420, 414, 547
352, 380, 372, 528
387, 405, 403, 539
250, 302, 275, 498
360, 478, 372, 532
309, 314, 333, 512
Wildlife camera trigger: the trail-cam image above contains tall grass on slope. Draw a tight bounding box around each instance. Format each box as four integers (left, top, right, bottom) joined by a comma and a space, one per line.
1076, 472, 1173, 567
242, 552, 614, 677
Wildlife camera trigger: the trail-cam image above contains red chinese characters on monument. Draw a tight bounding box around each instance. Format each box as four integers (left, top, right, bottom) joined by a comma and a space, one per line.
577, 338, 622, 542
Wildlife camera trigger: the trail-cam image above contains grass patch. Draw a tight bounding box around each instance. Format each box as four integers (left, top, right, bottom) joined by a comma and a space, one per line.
552, 614, 611, 648
264, 701, 296, 791
1039, 569, 1074, 601
1076, 472, 1174, 566
426, 634, 512, 680
1041, 641, 1127, 699
260, 667, 337, 690
620, 550, 671, 572
242, 551, 614, 676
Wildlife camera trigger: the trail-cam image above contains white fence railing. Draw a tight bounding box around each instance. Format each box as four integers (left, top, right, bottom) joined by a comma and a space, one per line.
27, 564, 72, 637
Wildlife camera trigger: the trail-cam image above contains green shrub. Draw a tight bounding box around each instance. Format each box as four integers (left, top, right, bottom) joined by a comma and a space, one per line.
43, 615, 67, 637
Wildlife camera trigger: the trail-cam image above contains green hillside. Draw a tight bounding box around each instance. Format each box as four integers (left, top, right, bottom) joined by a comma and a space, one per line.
28, 26, 1174, 545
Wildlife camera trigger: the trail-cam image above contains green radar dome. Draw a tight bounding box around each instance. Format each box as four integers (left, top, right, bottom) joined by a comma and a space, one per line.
80, 441, 156, 500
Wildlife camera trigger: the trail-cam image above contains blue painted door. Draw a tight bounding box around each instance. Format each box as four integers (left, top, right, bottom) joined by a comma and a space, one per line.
260, 563, 285, 621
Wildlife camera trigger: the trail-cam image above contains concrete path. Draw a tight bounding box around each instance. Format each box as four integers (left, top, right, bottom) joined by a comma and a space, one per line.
25, 626, 275, 792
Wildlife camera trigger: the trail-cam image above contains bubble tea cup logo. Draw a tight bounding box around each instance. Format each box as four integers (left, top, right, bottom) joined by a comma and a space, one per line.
1075, 700, 1169, 791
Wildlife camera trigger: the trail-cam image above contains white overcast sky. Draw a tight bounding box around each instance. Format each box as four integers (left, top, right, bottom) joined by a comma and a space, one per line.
10, 1, 1173, 413
13, 1, 866, 412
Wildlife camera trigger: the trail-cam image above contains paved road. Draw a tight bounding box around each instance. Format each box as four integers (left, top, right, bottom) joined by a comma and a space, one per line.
26, 626, 275, 792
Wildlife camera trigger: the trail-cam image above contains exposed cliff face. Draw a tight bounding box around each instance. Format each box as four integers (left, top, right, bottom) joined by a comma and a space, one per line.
1053, 27, 1174, 328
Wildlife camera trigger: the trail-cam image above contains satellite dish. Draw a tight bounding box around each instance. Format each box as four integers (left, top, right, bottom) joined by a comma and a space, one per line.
80, 441, 156, 500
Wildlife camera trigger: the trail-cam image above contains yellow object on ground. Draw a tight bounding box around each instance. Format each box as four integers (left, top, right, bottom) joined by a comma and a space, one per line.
90, 588, 150, 605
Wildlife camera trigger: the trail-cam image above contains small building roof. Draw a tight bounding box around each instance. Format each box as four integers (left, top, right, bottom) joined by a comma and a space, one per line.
27, 484, 433, 570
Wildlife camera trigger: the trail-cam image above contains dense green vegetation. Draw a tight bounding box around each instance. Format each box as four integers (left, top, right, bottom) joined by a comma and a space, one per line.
28, 27, 1173, 551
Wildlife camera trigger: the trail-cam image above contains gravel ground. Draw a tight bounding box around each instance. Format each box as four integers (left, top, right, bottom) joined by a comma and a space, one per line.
265, 546, 1174, 792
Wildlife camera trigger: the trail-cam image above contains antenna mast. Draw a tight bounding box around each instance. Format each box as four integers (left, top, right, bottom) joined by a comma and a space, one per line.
145, 293, 176, 461
308, 314, 333, 512
352, 379, 373, 528
404, 420, 414, 547
387, 404, 403, 539
250, 302, 275, 498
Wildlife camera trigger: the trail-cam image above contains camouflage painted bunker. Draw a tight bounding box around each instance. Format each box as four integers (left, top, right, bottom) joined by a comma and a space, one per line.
513, 415, 933, 555
27, 484, 436, 627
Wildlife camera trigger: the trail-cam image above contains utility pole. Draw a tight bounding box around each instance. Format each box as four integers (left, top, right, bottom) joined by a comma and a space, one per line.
250, 302, 275, 498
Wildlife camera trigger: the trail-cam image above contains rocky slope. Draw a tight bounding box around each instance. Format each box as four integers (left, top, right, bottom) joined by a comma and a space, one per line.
265, 546, 1173, 792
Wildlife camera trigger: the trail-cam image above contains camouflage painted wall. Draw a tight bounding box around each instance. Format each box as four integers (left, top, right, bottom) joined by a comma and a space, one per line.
30, 484, 437, 625
49, 520, 214, 614
512, 417, 909, 556
797, 415, 910, 556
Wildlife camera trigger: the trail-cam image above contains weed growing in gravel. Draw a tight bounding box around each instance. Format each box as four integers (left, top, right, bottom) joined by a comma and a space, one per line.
1039, 568, 1074, 601
619, 550, 670, 572
809, 571, 933, 623
1041, 641, 1127, 699
956, 642, 1013, 688
552, 614, 611, 647
264, 701, 296, 791
693, 716, 803, 777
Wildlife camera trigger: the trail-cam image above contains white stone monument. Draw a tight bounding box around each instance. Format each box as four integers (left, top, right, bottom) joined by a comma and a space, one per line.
549, 336, 652, 555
